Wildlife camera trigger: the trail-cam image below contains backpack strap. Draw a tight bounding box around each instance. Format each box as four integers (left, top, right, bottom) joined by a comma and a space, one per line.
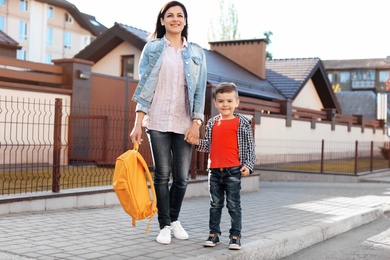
134, 142, 158, 233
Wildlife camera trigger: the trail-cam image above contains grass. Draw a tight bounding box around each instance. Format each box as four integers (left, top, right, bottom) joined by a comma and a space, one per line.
1, 157, 389, 195
1, 166, 115, 195
274, 158, 389, 174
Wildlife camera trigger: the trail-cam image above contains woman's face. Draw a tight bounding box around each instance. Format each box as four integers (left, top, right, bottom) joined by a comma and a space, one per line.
160, 5, 186, 36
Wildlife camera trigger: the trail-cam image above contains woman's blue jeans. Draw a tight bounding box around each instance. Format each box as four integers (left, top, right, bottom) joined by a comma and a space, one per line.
208, 166, 242, 238
147, 130, 192, 229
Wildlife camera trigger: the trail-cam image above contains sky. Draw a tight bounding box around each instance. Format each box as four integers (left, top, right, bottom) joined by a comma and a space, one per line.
69, 0, 390, 60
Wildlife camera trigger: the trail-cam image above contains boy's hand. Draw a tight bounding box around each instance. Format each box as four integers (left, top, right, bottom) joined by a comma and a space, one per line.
240, 166, 250, 176
184, 122, 200, 145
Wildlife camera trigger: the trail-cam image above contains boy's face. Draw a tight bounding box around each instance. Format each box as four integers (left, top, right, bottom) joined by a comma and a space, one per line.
213, 91, 240, 119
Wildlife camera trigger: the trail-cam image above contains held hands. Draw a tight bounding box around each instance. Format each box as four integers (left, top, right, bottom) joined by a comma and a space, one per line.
184, 122, 200, 145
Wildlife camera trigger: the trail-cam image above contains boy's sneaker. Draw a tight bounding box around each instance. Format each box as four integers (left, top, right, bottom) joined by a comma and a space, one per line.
171, 220, 189, 240
203, 234, 220, 247
156, 226, 172, 244
228, 236, 241, 250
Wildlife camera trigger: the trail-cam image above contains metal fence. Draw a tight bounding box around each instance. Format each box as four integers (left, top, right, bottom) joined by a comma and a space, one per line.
1, 96, 390, 195
0, 96, 138, 195
257, 139, 390, 174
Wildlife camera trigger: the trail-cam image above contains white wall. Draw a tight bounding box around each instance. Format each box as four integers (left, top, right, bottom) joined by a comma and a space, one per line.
92, 42, 141, 78
293, 79, 323, 110
254, 115, 389, 164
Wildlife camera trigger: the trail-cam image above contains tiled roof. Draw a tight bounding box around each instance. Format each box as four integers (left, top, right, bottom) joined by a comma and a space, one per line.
36, 0, 107, 36
75, 24, 338, 108
205, 51, 284, 100
119, 23, 150, 43
266, 58, 320, 99
75, 23, 148, 62
0, 30, 19, 48
335, 91, 380, 119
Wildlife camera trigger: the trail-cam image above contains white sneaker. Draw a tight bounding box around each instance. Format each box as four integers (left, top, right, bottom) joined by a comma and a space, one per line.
171, 220, 189, 240
156, 226, 172, 244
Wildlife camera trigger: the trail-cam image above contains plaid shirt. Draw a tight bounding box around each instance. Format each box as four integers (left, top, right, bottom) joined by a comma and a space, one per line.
196, 113, 256, 172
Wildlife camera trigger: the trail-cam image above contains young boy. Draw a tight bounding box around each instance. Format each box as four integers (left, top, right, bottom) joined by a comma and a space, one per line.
193, 82, 256, 250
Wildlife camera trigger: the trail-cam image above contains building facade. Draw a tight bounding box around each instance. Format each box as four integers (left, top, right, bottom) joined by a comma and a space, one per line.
0, 0, 106, 63
324, 57, 390, 93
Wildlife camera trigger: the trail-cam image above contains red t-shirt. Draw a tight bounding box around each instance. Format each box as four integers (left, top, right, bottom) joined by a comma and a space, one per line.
209, 117, 240, 168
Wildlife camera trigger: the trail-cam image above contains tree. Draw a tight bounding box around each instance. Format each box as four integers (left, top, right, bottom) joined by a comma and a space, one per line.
263, 31, 273, 60
208, 0, 240, 42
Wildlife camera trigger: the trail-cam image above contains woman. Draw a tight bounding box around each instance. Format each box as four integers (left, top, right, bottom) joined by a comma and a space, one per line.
130, 1, 207, 245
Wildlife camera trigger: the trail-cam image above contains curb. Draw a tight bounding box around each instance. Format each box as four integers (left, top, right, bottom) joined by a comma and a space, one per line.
186, 207, 384, 260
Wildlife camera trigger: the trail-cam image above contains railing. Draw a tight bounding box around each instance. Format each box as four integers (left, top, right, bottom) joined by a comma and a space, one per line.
1, 96, 390, 195
257, 139, 390, 174
0, 56, 66, 91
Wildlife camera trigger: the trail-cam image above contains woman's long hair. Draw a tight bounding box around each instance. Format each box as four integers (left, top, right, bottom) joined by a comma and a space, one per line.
150, 1, 188, 40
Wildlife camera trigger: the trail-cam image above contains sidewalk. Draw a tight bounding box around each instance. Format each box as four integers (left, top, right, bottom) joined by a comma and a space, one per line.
1, 180, 390, 260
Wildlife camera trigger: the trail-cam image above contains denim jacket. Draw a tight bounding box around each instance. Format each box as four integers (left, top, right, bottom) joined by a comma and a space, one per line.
132, 38, 207, 121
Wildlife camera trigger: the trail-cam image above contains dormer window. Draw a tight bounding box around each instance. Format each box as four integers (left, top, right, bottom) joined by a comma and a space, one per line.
65, 13, 73, 23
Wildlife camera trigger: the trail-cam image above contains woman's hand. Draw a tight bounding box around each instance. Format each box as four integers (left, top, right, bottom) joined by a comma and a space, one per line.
184, 121, 200, 145
130, 125, 143, 144
130, 112, 145, 144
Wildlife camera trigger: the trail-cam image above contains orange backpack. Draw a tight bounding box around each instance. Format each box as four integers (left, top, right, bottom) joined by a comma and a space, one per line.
113, 142, 158, 233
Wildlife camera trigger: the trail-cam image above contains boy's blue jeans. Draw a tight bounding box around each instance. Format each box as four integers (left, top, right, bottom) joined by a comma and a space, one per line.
147, 130, 192, 229
208, 166, 242, 238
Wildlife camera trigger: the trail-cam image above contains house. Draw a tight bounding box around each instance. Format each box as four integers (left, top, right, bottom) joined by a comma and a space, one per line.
74, 22, 388, 163
75, 23, 341, 114
324, 57, 390, 93
0, 20, 388, 179
0, 30, 21, 57
0, 0, 107, 63
323, 57, 390, 121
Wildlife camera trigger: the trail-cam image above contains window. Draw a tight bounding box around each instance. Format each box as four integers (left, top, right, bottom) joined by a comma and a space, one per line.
17, 49, 26, 60
64, 31, 72, 49
45, 53, 52, 64
65, 13, 72, 23
339, 72, 350, 83
19, 21, 27, 40
379, 70, 390, 91
327, 73, 333, 83
351, 69, 375, 89
20, 0, 28, 11
0, 0, 5, 6
46, 27, 53, 45
121, 55, 135, 78
47, 6, 54, 19
83, 36, 91, 46
379, 70, 389, 82
0, 16, 4, 31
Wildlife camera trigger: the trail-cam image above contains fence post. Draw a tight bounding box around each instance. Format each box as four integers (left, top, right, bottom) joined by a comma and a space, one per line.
370, 141, 373, 172
354, 140, 358, 175
52, 98, 62, 192
323, 108, 336, 130
388, 141, 390, 169
320, 139, 324, 173
277, 100, 292, 127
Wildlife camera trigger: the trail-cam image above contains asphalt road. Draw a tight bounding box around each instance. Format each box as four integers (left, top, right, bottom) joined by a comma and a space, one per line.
281, 211, 390, 260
